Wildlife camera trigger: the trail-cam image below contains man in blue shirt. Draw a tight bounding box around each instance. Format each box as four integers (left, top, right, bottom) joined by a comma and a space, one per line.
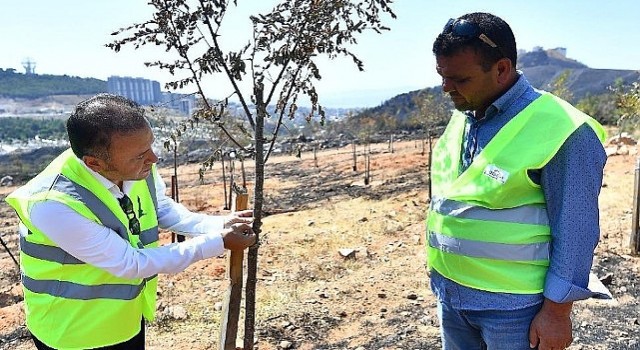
427, 12, 607, 350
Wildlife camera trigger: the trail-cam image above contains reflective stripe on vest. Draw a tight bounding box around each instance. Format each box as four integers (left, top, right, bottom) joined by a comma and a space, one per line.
20, 231, 158, 264
430, 196, 549, 226
21, 274, 156, 301
428, 231, 550, 261
54, 174, 130, 239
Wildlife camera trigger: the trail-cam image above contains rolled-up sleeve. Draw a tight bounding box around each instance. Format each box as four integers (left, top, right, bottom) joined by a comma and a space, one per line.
541, 123, 607, 303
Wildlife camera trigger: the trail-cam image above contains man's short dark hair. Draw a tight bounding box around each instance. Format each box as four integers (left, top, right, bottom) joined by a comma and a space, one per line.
66, 93, 149, 159
433, 12, 517, 71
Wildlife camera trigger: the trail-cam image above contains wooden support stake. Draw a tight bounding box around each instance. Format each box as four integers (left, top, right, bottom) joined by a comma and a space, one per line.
364, 152, 370, 186
219, 185, 249, 349
313, 146, 318, 167
630, 157, 640, 254
352, 143, 357, 171
170, 175, 185, 243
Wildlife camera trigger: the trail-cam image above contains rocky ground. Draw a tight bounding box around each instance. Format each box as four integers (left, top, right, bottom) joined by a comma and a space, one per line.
0, 140, 638, 350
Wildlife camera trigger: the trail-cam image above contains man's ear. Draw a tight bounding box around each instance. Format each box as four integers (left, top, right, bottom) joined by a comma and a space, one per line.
83, 155, 105, 173
496, 58, 513, 85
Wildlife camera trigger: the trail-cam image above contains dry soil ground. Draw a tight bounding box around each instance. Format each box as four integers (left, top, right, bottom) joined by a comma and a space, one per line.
0, 140, 638, 350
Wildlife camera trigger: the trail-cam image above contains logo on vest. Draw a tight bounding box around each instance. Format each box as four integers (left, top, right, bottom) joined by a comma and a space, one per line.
483, 164, 509, 184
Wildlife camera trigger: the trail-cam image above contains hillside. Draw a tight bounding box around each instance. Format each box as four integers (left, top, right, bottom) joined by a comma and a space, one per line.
517, 47, 588, 70
518, 48, 640, 100
523, 66, 640, 100
349, 86, 451, 127
357, 48, 640, 123
0, 69, 106, 99
2, 47, 639, 132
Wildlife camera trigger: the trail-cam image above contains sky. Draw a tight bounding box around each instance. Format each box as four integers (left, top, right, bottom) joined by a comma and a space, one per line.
1, 0, 640, 108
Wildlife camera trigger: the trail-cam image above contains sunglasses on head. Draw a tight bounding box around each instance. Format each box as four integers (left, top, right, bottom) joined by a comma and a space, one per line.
442, 18, 506, 58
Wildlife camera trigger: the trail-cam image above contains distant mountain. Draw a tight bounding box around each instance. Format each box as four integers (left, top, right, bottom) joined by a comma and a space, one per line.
345, 86, 452, 127
354, 47, 640, 124
0, 68, 107, 99
518, 48, 640, 100
517, 47, 588, 70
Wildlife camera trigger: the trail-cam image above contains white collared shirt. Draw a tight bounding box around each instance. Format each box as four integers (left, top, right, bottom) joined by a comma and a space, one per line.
29, 161, 226, 279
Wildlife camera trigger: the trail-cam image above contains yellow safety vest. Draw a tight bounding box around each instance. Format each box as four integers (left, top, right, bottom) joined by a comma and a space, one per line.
5, 149, 159, 349
427, 92, 606, 294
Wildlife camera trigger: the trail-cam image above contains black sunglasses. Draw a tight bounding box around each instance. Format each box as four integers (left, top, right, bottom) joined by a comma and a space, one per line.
442, 18, 506, 57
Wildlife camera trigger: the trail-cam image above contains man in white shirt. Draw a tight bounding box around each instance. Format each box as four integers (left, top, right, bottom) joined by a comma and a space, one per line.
6, 93, 256, 350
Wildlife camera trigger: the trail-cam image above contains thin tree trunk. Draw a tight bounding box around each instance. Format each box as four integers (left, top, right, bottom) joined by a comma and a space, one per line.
427, 128, 433, 201
244, 102, 265, 349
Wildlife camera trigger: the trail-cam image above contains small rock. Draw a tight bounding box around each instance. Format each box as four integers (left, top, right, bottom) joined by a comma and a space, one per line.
338, 248, 356, 259
0, 175, 13, 186
214, 302, 223, 311
280, 321, 292, 329
358, 247, 370, 257
279, 340, 293, 349
599, 272, 614, 286
406, 293, 418, 300
605, 146, 619, 157
384, 220, 405, 234
618, 145, 630, 155
166, 305, 188, 320
607, 133, 637, 146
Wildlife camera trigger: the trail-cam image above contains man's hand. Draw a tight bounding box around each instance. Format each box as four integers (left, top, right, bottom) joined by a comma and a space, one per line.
221, 222, 256, 251
224, 209, 253, 228
529, 299, 573, 349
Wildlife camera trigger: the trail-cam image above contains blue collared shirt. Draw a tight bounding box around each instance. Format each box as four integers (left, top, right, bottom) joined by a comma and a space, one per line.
430, 73, 607, 310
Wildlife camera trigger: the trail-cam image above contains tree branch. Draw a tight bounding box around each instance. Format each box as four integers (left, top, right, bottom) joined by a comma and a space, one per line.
198, 0, 256, 131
